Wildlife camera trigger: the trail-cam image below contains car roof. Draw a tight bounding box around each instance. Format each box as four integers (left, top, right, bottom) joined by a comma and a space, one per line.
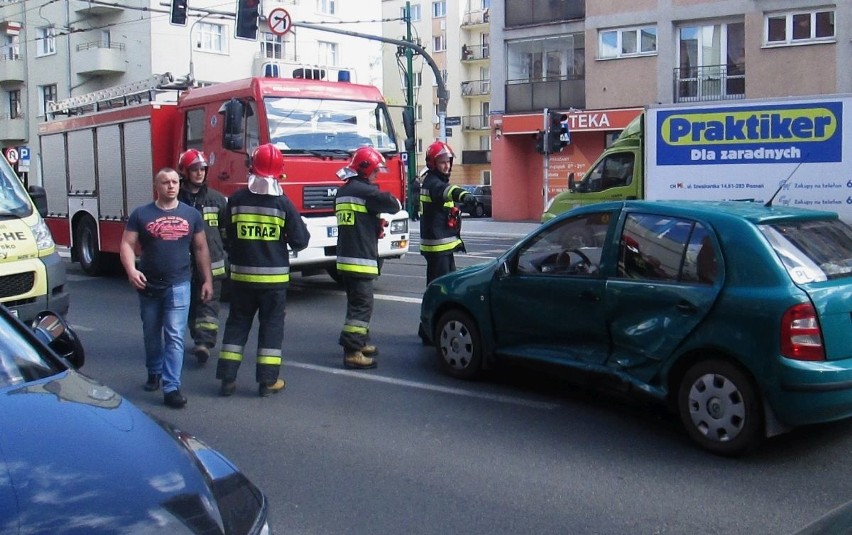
563, 200, 839, 225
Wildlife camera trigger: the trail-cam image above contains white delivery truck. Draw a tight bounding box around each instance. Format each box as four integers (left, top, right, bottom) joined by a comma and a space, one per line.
543, 95, 852, 224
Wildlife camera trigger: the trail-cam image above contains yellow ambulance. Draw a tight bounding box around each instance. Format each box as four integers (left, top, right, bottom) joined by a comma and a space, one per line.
0, 154, 68, 321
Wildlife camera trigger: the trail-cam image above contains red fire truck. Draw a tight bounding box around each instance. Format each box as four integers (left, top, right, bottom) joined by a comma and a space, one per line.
37, 71, 410, 279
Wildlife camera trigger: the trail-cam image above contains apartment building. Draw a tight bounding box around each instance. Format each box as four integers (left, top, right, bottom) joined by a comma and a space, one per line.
0, 0, 381, 186
491, 0, 852, 221
380, 0, 492, 186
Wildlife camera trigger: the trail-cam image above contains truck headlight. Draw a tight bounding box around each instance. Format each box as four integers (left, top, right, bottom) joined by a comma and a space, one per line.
31, 219, 56, 252
390, 218, 408, 234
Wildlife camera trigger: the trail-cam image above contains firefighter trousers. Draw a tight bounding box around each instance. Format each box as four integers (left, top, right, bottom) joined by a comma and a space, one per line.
339, 275, 374, 353
217, 285, 287, 384
189, 275, 222, 349
425, 253, 457, 285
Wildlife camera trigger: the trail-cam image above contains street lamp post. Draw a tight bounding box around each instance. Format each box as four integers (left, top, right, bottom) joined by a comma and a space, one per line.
188, 13, 211, 86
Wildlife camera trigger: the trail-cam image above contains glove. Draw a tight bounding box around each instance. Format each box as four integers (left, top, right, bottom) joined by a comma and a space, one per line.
462, 195, 477, 207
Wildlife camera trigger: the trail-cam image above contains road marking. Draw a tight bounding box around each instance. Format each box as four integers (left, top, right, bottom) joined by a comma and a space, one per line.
375, 293, 421, 304
287, 361, 560, 410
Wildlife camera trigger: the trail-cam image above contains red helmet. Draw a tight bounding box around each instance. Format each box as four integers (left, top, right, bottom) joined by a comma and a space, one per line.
177, 149, 207, 175
349, 146, 387, 177
425, 141, 454, 170
250, 143, 285, 178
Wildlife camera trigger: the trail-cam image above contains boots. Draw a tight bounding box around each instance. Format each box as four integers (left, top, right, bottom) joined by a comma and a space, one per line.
219, 379, 236, 397
344, 350, 377, 370
259, 378, 286, 397
361, 344, 378, 357
144, 373, 161, 392
193, 345, 210, 364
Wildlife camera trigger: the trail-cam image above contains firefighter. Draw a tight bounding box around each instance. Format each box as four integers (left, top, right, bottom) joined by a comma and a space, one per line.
177, 149, 227, 365
335, 146, 402, 369
419, 141, 476, 284
216, 143, 310, 397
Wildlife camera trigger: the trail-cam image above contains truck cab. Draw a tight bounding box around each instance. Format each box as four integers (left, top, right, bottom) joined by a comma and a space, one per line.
542, 114, 644, 222
0, 155, 69, 321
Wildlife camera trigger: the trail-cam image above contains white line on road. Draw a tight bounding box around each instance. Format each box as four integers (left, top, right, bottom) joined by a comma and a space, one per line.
374, 293, 422, 304
287, 361, 560, 410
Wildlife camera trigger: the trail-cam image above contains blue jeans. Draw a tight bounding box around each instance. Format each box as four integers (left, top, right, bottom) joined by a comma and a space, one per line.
139, 281, 191, 394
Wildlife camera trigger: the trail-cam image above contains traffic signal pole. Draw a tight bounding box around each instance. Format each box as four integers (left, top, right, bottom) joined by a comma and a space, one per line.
542, 108, 550, 212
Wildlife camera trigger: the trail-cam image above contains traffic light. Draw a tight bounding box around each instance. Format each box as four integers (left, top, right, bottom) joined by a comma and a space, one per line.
169, 0, 187, 26
535, 131, 546, 154
235, 0, 259, 40
547, 111, 569, 153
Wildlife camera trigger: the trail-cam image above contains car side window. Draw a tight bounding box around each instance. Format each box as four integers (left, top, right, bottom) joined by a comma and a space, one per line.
515, 212, 612, 277
617, 214, 716, 284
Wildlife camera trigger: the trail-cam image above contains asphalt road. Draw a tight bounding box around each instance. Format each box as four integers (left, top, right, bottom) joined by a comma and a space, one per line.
61, 224, 852, 535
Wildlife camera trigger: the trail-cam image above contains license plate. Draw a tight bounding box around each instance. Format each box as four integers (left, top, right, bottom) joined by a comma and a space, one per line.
328, 226, 338, 238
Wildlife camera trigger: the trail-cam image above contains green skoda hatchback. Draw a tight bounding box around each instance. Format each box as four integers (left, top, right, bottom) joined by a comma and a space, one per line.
420, 200, 852, 456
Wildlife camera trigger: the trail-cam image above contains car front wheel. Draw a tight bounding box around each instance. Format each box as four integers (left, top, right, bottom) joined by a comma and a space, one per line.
435, 309, 483, 379
677, 359, 764, 456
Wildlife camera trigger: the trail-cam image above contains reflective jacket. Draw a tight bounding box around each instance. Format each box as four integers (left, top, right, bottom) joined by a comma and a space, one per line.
419, 169, 471, 256
224, 188, 310, 288
335, 176, 401, 279
179, 182, 228, 277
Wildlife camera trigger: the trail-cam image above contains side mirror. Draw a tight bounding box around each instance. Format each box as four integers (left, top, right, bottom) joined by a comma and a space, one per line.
28, 185, 48, 217
219, 98, 246, 151
32, 312, 85, 369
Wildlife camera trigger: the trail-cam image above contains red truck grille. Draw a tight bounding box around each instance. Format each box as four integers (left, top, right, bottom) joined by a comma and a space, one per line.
303, 185, 338, 211
0, 272, 35, 299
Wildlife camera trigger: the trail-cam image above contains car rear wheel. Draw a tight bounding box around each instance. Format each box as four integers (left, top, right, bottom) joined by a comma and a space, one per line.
677, 359, 763, 456
473, 203, 485, 218
435, 309, 483, 379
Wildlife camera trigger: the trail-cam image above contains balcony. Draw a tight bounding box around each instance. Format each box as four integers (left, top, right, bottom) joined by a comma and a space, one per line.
461, 150, 491, 165
461, 9, 490, 29
0, 54, 24, 84
505, 76, 585, 113
75, 41, 126, 76
72, 0, 124, 15
0, 114, 26, 142
674, 63, 745, 103
506, 0, 584, 28
461, 44, 489, 62
461, 79, 491, 98
462, 115, 490, 131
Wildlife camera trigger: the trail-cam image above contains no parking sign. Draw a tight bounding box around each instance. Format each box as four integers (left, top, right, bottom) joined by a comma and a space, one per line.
4, 147, 18, 165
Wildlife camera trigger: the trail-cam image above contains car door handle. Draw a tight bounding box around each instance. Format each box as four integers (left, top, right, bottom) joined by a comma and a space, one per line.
676, 300, 698, 315
579, 290, 600, 302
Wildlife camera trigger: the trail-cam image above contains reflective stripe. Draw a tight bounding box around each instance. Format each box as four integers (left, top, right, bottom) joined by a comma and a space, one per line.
421, 236, 462, 253
257, 347, 283, 366
343, 324, 369, 335
220, 350, 242, 362
212, 266, 227, 277
337, 256, 379, 276
195, 321, 218, 331
230, 264, 290, 283
232, 213, 285, 226
210, 259, 226, 277
231, 205, 288, 220
231, 272, 290, 283
258, 355, 282, 366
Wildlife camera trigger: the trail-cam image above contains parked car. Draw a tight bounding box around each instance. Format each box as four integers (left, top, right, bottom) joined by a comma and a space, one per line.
420, 200, 852, 456
458, 185, 492, 218
0, 305, 269, 534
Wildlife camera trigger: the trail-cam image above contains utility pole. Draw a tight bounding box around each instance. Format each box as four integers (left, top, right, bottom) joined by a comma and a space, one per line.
404, 1, 418, 216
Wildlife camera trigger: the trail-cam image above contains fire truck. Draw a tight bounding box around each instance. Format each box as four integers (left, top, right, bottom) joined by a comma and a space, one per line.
37, 71, 410, 279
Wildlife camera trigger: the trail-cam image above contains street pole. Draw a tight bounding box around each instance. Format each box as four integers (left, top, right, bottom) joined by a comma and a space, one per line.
542, 108, 550, 212
404, 1, 418, 216
188, 13, 211, 86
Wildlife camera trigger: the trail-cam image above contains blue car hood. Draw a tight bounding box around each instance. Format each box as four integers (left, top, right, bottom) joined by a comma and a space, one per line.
0, 371, 230, 534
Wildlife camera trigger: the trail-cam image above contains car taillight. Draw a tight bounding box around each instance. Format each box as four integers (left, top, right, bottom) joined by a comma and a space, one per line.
780, 303, 825, 361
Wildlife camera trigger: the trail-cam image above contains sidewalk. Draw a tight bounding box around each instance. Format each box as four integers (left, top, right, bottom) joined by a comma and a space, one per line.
409, 217, 541, 239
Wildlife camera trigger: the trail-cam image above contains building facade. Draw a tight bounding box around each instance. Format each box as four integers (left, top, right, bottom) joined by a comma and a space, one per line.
0, 0, 382, 185
490, 0, 852, 221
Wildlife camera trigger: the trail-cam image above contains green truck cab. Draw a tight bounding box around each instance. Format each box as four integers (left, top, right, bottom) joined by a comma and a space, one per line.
0, 155, 69, 321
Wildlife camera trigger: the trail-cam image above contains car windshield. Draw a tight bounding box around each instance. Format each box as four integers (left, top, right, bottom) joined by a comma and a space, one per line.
0, 156, 33, 218
265, 96, 398, 154
0, 312, 63, 389
760, 219, 852, 283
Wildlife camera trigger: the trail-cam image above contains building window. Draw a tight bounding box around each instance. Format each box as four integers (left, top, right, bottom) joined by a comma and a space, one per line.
416, 104, 423, 121
413, 71, 422, 87
39, 84, 58, 117
432, 1, 446, 18
8, 89, 21, 119
317, 0, 335, 15
261, 32, 284, 59
507, 34, 585, 83
676, 21, 745, 101
417, 138, 423, 153
433, 34, 446, 52
599, 26, 657, 59
765, 9, 835, 46
3, 35, 19, 60
36, 27, 56, 57
198, 22, 226, 53
318, 41, 338, 66
400, 4, 421, 22
481, 169, 491, 185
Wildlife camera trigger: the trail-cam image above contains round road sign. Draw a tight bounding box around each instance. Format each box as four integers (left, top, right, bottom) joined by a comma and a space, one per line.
268, 8, 292, 36
4, 147, 19, 164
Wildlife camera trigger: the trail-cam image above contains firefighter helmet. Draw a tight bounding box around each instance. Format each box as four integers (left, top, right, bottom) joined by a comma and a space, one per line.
250, 143, 285, 178
349, 146, 387, 177
177, 149, 207, 175
425, 141, 454, 170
